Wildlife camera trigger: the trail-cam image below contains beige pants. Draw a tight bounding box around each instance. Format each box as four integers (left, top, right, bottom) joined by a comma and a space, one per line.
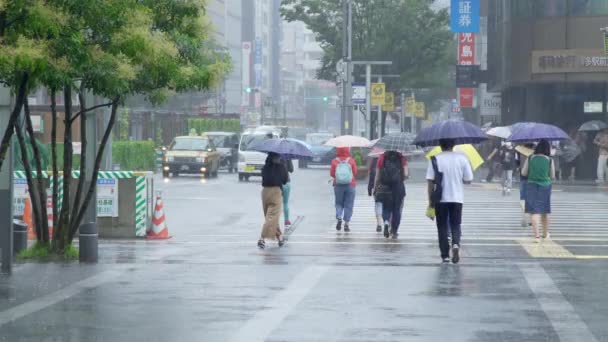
261, 187, 283, 239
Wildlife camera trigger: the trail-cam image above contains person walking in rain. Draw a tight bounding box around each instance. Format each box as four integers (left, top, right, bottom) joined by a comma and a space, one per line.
516, 143, 534, 227
375, 150, 409, 239
499, 142, 516, 195
594, 128, 608, 184
282, 157, 294, 226
330, 147, 357, 232
258, 152, 289, 249
522, 139, 555, 242
368, 156, 384, 232
426, 139, 474, 264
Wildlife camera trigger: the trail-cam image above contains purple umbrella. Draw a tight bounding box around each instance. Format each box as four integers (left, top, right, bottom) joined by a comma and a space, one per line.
248, 138, 313, 160
413, 119, 487, 147
507, 122, 569, 142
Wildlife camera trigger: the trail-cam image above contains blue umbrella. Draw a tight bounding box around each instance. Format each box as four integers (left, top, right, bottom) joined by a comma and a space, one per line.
248, 138, 313, 160
507, 122, 569, 142
413, 119, 488, 147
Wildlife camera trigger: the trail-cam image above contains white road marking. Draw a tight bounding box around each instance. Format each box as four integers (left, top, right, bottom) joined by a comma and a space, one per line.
519, 263, 598, 342
0, 269, 123, 327
228, 265, 330, 342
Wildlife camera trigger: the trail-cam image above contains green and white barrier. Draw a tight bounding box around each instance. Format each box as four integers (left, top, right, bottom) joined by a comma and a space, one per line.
13, 171, 153, 237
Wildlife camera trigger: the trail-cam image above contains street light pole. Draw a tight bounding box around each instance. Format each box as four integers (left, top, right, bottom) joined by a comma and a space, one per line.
341, 0, 353, 135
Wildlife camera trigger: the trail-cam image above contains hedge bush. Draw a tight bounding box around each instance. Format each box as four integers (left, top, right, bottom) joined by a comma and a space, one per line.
112, 141, 155, 171
188, 118, 240, 134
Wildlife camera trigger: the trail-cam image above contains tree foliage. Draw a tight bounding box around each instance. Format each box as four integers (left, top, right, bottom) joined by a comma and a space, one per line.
281, 0, 453, 93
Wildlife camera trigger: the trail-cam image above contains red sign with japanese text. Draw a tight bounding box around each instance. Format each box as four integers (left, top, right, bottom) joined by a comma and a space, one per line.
458, 33, 475, 107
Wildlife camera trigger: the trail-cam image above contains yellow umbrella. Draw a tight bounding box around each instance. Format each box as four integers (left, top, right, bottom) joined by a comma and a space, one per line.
426, 144, 484, 171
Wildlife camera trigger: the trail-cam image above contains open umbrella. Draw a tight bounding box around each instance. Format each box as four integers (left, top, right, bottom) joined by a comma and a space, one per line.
579, 120, 608, 132
486, 126, 511, 139
413, 119, 488, 147
324, 135, 371, 148
426, 144, 484, 170
508, 122, 569, 142
372, 133, 416, 154
249, 138, 313, 160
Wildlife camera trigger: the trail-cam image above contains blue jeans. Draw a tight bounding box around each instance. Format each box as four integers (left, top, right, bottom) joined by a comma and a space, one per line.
282, 182, 291, 221
334, 184, 356, 222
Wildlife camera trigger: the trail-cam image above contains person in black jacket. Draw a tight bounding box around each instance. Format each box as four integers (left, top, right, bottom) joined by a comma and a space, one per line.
258, 152, 289, 249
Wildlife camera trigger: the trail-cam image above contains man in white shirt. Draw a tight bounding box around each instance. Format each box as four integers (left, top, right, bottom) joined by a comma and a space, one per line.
426, 139, 474, 264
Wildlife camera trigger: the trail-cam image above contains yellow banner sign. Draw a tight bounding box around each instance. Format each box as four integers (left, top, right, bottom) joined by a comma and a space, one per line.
371, 83, 385, 106
415, 102, 426, 119
384, 92, 395, 112
405, 96, 416, 113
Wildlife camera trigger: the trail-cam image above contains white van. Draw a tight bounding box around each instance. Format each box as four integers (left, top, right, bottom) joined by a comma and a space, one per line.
237, 126, 281, 181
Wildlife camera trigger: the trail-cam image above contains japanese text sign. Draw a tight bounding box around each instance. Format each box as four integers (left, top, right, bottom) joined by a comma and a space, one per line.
458, 33, 475, 65
451, 0, 479, 33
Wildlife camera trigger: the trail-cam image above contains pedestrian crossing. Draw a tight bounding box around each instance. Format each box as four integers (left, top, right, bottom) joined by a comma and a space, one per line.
340, 184, 608, 258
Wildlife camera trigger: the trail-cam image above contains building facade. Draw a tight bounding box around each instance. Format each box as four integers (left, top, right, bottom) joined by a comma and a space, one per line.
487, 0, 608, 179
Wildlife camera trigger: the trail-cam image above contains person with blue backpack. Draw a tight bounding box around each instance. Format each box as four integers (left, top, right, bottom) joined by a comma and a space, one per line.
330, 147, 358, 232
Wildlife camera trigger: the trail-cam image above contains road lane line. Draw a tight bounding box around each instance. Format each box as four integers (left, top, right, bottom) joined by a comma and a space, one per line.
519, 263, 598, 342
228, 265, 330, 342
0, 269, 123, 327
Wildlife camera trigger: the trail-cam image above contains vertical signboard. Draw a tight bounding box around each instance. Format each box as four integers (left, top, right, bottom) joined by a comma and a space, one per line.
371, 83, 386, 106
96, 178, 118, 217
450, 0, 480, 33
241, 42, 252, 107
254, 37, 263, 94
458, 32, 475, 108
384, 92, 395, 112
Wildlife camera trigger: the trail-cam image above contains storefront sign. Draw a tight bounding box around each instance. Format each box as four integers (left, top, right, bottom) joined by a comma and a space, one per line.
479, 84, 501, 116
458, 33, 476, 108
459, 88, 474, 108
532, 49, 608, 73
96, 178, 118, 217
450, 0, 479, 33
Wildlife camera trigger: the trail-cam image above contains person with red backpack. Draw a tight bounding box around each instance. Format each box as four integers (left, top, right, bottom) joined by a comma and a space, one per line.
374, 150, 409, 239
330, 147, 358, 232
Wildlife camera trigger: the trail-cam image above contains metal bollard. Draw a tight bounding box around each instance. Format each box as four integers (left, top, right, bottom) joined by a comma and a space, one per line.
79, 222, 98, 263
12, 219, 28, 256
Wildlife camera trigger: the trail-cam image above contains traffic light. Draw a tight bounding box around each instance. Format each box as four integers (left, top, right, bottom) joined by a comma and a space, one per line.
245, 87, 252, 93
323, 96, 329, 102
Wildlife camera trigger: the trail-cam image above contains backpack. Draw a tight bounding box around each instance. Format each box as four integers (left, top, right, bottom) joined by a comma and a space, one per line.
335, 158, 354, 184
430, 156, 443, 208
380, 153, 402, 185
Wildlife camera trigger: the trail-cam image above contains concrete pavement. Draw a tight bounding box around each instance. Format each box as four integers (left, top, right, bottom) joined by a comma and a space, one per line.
1, 164, 607, 341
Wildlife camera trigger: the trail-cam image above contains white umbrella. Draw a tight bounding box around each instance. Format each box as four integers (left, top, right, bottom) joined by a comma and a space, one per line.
324, 135, 371, 148
486, 126, 511, 139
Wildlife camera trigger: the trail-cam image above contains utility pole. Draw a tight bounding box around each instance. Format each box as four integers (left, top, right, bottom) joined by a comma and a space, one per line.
0, 87, 13, 273
400, 92, 406, 133
352, 61, 392, 139
341, 0, 353, 135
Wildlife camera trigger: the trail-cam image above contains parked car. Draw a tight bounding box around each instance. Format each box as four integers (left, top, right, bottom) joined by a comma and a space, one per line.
203, 132, 239, 173
162, 136, 221, 178
300, 132, 335, 168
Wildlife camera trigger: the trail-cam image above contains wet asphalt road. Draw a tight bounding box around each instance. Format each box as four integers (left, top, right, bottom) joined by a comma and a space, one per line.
1, 161, 608, 342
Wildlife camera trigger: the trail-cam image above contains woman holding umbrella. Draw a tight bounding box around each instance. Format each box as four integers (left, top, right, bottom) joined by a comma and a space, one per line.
522, 140, 555, 242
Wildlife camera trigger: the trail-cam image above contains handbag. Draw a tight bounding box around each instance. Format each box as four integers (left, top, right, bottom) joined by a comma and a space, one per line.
430, 156, 443, 208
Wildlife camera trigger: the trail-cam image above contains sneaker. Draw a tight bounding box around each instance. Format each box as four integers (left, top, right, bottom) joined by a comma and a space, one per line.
285, 220, 292, 226
376, 225, 382, 233
257, 239, 265, 249
542, 232, 551, 239
383, 224, 390, 238
452, 244, 460, 264
534, 236, 540, 243
278, 236, 285, 247
336, 220, 342, 231
442, 258, 451, 263
344, 224, 350, 233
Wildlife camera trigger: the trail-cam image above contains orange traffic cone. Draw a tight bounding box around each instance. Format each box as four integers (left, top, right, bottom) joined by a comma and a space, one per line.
24, 197, 36, 240
147, 195, 171, 240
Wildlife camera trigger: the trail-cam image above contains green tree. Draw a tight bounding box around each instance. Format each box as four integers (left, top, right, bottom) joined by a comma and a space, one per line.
0, 0, 229, 254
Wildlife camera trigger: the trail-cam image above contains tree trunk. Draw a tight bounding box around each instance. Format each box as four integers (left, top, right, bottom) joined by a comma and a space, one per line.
14, 116, 43, 240
0, 75, 28, 172
53, 85, 73, 253
50, 88, 59, 238
24, 98, 50, 242
70, 87, 87, 232
69, 100, 118, 242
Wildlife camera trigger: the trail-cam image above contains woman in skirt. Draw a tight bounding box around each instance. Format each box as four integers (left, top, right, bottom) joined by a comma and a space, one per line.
522, 139, 555, 242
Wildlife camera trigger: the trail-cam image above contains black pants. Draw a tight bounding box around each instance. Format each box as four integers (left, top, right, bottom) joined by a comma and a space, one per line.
435, 202, 463, 259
